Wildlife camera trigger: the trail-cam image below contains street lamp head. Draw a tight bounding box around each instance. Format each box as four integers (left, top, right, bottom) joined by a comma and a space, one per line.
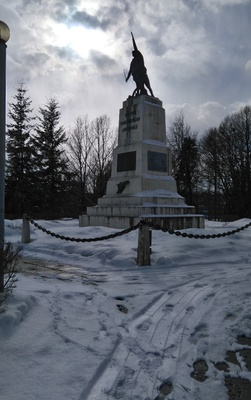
0, 21, 10, 43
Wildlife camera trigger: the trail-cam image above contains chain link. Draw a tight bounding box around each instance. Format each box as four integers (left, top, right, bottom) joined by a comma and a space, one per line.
24, 214, 251, 242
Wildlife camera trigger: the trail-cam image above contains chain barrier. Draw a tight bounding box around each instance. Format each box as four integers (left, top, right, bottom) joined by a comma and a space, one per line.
142, 220, 251, 239
24, 214, 140, 242
24, 214, 251, 242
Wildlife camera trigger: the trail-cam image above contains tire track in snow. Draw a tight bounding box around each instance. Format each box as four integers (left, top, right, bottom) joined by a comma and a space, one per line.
53, 267, 245, 399
78, 291, 171, 400
79, 279, 215, 400
151, 284, 216, 399
152, 266, 246, 399
135, 283, 214, 399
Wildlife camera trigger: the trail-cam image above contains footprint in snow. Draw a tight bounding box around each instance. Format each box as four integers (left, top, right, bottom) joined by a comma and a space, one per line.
190, 359, 208, 382
137, 321, 150, 331
154, 381, 173, 400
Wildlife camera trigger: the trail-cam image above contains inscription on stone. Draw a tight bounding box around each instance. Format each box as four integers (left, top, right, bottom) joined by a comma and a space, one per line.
148, 151, 167, 172
120, 116, 140, 125
120, 116, 140, 133
117, 151, 136, 172
125, 110, 137, 117
122, 125, 138, 132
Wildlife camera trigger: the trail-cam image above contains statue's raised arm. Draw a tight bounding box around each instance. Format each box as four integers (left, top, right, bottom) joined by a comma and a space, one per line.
131, 32, 138, 52
126, 32, 154, 97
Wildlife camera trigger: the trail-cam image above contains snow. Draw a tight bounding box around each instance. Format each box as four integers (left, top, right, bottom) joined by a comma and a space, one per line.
1, 218, 251, 400
142, 140, 168, 148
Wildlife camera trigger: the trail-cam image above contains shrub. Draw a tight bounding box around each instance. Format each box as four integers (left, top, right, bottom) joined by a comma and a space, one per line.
0, 242, 21, 306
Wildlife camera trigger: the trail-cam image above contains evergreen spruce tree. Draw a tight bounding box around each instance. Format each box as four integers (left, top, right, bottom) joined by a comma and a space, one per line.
6, 83, 35, 216
31, 98, 69, 217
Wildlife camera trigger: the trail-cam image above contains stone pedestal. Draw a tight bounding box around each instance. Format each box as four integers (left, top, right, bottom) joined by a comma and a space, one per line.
80, 95, 204, 229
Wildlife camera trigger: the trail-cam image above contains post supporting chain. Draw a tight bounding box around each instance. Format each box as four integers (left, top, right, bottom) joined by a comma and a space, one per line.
137, 221, 151, 266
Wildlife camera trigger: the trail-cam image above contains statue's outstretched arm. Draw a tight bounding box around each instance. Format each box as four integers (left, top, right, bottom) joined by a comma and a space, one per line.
131, 32, 138, 51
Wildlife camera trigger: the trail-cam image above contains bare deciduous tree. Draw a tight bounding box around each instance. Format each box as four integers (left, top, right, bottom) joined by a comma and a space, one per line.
167, 111, 201, 207
67, 116, 94, 210
89, 115, 116, 202
201, 106, 251, 218
67, 114, 116, 208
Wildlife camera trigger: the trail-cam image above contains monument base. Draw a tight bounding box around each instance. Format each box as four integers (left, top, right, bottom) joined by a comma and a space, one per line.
79, 95, 204, 230
79, 189, 204, 230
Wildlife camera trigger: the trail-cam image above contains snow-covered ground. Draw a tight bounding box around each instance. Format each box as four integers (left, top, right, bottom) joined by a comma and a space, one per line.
1, 218, 251, 400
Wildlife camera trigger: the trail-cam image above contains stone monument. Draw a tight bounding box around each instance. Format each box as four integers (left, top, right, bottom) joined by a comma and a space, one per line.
79, 34, 204, 230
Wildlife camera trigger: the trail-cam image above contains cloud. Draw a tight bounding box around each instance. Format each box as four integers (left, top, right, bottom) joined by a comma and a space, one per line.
48, 45, 81, 63
2, 0, 251, 136
89, 50, 118, 74
198, 102, 227, 126
165, 101, 229, 135
200, 0, 250, 12
245, 60, 251, 74
69, 10, 110, 30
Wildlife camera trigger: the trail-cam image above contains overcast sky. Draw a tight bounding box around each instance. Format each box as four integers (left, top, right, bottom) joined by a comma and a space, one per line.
1, 0, 251, 135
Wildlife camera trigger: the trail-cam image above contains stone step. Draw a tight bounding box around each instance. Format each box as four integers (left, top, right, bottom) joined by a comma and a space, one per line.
86, 205, 196, 217
79, 214, 204, 230
98, 195, 187, 207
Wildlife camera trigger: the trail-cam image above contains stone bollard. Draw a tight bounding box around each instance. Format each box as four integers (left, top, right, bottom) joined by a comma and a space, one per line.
21, 215, 31, 243
137, 222, 151, 266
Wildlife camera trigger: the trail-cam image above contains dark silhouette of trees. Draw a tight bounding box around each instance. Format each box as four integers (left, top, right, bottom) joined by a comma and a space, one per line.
201, 106, 251, 218
5, 83, 35, 216
5, 84, 116, 219
31, 98, 69, 217
200, 128, 222, 219
66, 115, 115, 211
89, 115, 115, 203
167, 111, 201, 207
67, 116, 94, 212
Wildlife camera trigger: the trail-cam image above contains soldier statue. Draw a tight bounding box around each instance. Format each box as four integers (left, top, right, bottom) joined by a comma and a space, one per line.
126, 32, 154, 97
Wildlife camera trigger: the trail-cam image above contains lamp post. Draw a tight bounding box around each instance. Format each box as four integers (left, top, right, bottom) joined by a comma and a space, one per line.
0, 21, 10, 293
